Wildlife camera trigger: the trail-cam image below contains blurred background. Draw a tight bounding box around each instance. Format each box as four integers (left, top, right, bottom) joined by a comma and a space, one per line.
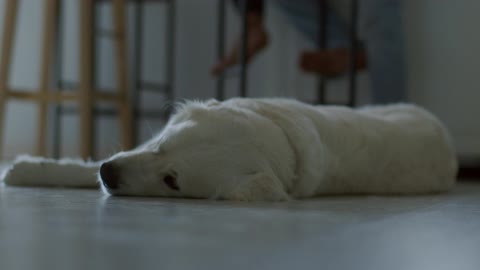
0, 0, 478, 166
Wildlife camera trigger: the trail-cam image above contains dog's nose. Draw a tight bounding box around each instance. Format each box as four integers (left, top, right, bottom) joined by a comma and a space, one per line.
100, 162, 119, 189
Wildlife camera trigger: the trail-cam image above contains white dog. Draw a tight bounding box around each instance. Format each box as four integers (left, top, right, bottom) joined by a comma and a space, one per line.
3, 98, 458, 201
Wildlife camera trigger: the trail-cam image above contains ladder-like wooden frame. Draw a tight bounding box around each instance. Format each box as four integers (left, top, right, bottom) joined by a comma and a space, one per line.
0, 0, 134, 159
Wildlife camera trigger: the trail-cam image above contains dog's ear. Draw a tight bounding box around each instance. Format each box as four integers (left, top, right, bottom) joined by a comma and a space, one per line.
222, 172, 290, 202
206, 99, 220, 107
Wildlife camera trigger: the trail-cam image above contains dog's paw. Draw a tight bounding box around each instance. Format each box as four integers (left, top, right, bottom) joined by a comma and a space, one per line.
223, 172, 290, 202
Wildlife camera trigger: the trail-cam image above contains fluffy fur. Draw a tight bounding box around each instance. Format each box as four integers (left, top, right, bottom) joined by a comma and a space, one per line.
3, 155, 100, 188
3, 98, 458, 201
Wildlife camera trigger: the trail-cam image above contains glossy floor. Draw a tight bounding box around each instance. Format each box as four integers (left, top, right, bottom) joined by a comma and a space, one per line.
1, 181, 480, 270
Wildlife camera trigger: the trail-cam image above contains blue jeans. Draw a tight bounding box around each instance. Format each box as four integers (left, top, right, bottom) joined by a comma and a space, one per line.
274, 0, 407, 103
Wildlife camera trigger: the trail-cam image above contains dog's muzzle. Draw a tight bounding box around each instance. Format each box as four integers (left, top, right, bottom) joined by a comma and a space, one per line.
100, 162, 119, 190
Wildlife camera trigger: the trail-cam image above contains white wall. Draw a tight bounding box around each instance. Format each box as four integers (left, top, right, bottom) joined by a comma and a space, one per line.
404, 0, 480, 156
0, 0, 479, 160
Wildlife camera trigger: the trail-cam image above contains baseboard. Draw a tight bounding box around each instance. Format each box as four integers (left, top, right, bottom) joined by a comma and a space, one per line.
458, 166, 480, 180
458, 155, 480, 180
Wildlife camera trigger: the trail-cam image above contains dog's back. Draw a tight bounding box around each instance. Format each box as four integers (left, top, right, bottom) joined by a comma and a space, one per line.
227, 98, 457, 196
314, 103, 457, 195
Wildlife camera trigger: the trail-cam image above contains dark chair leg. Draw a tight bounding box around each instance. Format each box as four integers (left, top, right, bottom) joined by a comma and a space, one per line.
239, 0, 248, 97
216, 0, 226, 100
52, 0, 64, 158
316, 0, 358, 107
132, 0, 144, 145
316, 0, 327, 104
91, 0, 98, 159
165, 0, 176, 112
347, 0, 358, 107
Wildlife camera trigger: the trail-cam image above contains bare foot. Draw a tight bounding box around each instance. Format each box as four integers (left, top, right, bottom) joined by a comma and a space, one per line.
299, 48, 367, 77
211, 15, 269, 76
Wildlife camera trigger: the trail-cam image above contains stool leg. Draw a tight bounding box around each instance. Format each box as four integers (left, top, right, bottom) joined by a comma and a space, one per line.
316, 0, 327, 104
239, 0, 248, 97
112, 0, 134, 150
79, 0, 95, 159
37, 0, 59, 156
52, 0, 65, 158
215, 0, 226, 101
132, 0, 144, 145
347, 0, 358, 107
165, 0, 176, 115
0, 0, 19, 159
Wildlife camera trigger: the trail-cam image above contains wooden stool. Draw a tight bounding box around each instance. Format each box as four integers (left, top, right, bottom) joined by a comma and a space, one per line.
0, 0, 134, 159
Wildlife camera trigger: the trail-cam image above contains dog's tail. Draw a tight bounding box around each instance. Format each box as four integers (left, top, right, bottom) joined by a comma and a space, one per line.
2, 155, 101, 188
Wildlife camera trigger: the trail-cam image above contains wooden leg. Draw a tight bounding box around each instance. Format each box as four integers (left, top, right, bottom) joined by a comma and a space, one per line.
0, 0, 19, 159
112, 0, 134, 150
37, 0, 59, 156
79, 0, 94, 159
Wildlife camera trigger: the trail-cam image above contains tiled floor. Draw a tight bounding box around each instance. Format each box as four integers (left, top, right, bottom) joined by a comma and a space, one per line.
1, 181, 480, 270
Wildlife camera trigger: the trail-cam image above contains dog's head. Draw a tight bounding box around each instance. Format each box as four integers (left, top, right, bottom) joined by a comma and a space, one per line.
98, 100, 291, 201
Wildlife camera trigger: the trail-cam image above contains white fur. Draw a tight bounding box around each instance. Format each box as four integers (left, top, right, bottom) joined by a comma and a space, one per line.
2, 98, 458, 201
3, 155, 100, 188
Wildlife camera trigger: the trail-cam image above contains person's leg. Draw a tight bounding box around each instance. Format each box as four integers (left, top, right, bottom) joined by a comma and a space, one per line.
275, 0, 406, 103
359, 0, 407, 103
211, 0, 269, 76
274, 0, 367, 76
274, 0, 350, 47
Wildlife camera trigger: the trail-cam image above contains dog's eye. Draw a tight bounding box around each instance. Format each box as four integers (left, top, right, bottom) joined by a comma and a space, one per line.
163, 175, 179, 191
